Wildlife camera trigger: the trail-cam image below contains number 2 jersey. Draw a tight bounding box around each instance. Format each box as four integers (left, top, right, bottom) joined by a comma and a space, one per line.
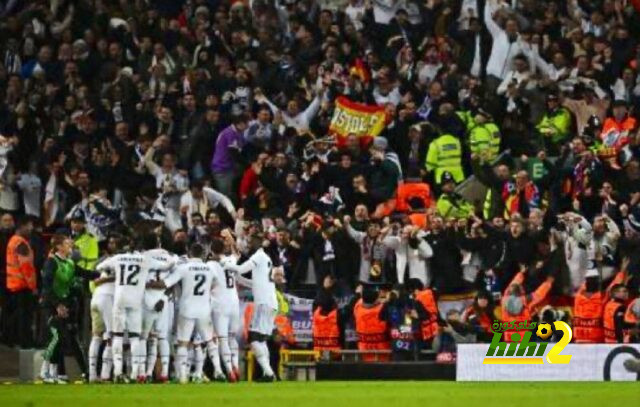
163, 258, 221, 320
96, 252, 173, 308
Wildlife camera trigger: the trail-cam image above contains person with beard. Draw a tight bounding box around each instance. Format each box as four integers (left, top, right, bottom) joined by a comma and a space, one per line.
500, 264, 554, 342
378, 284, 427, 361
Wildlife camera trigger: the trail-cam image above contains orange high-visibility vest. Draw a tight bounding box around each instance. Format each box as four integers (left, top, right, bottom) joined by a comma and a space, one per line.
354, 299, 389, 361
395, 182, 432, 212
623, 300, 639, 343
573, 290, 604, 343
602, 117, 637, 134
312, 308, 340, 351
243, 303, 254, 341
275, 314, 295, 345
501, 295, 530, 342
603, 300, 624, 343
415, 289, 439, 341
6, 235, 36, 293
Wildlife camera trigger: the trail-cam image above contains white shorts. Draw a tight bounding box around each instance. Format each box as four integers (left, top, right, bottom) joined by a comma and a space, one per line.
90, 294, 113, 338
212, 307, 241, 338
249, 304, 277, 337
176, 315, 214, 343
113, 304, 142, 334
142, 298, 172, 339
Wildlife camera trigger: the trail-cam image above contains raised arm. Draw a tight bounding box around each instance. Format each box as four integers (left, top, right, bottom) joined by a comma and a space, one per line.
484, 0, 504, 39
204, 187, 237, 218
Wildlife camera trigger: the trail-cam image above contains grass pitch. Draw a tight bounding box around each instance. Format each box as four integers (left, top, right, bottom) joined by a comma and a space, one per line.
0, 381, 638, 407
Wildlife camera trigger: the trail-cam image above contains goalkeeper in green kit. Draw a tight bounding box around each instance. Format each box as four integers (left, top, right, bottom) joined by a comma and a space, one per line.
39, 234, 95, 383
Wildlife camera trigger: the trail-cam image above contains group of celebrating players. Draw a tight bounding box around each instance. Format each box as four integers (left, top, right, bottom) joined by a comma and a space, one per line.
41, 230, 278, 384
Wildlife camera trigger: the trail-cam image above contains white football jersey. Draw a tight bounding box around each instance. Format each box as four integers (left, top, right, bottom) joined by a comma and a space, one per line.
144, 248, 178, 309
226, 248, 277, 309
96, 252, 172, 308
93, 264, 115, 297
208, 255, 240, 311
164, 258, 219, 319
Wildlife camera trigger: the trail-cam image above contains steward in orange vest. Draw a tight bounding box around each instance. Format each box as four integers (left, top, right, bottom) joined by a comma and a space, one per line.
573, 269, 627, 343
408, 278, 442, 346
6, 232, 36, 294
312, 293, 342, 352
352, 286, 390, 362
603, 284, 630, 343
500, 266, 554, 342
4, 217, 37, 349
624, 298, 640, 343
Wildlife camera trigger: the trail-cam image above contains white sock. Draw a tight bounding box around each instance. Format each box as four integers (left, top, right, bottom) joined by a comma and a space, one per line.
186, 347, 194, 376
250, 341, 274, 377
219, 337, 233, 375
40, 359, 50, 378
176, 346, 188, 383
88, 336, 102, 381
129, 337, 140, 380
194, 346, 205, 379
146, 337, 158, 377
207, 340, 223, 376
159, 339, 170, 378
230, 337, 239, 371
100, 345, 112, 381
112, 336, 124, 377
138, 338, 147, 378
172, 345, 180, 379
49, 363, 58, 379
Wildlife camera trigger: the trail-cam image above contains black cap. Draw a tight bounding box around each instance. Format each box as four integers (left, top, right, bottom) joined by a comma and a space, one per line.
70, 208, 86, 222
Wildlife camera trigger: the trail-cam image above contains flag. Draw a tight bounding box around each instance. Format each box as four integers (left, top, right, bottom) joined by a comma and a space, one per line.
329, 96, 388, 146
349, 58, 370, 83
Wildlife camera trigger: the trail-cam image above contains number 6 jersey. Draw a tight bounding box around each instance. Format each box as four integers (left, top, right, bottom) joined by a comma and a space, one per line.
209, 255, 240, 313
163, 258, 220, 320
96, 252, 173, 308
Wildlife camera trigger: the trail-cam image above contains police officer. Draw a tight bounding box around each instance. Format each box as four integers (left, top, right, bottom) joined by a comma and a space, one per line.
436, 172, 474, 220
425, 131, 464, 186
536, 93, 572, 155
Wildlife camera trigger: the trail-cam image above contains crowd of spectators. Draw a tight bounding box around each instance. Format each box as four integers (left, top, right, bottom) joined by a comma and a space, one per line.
1, 0, 640, 352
